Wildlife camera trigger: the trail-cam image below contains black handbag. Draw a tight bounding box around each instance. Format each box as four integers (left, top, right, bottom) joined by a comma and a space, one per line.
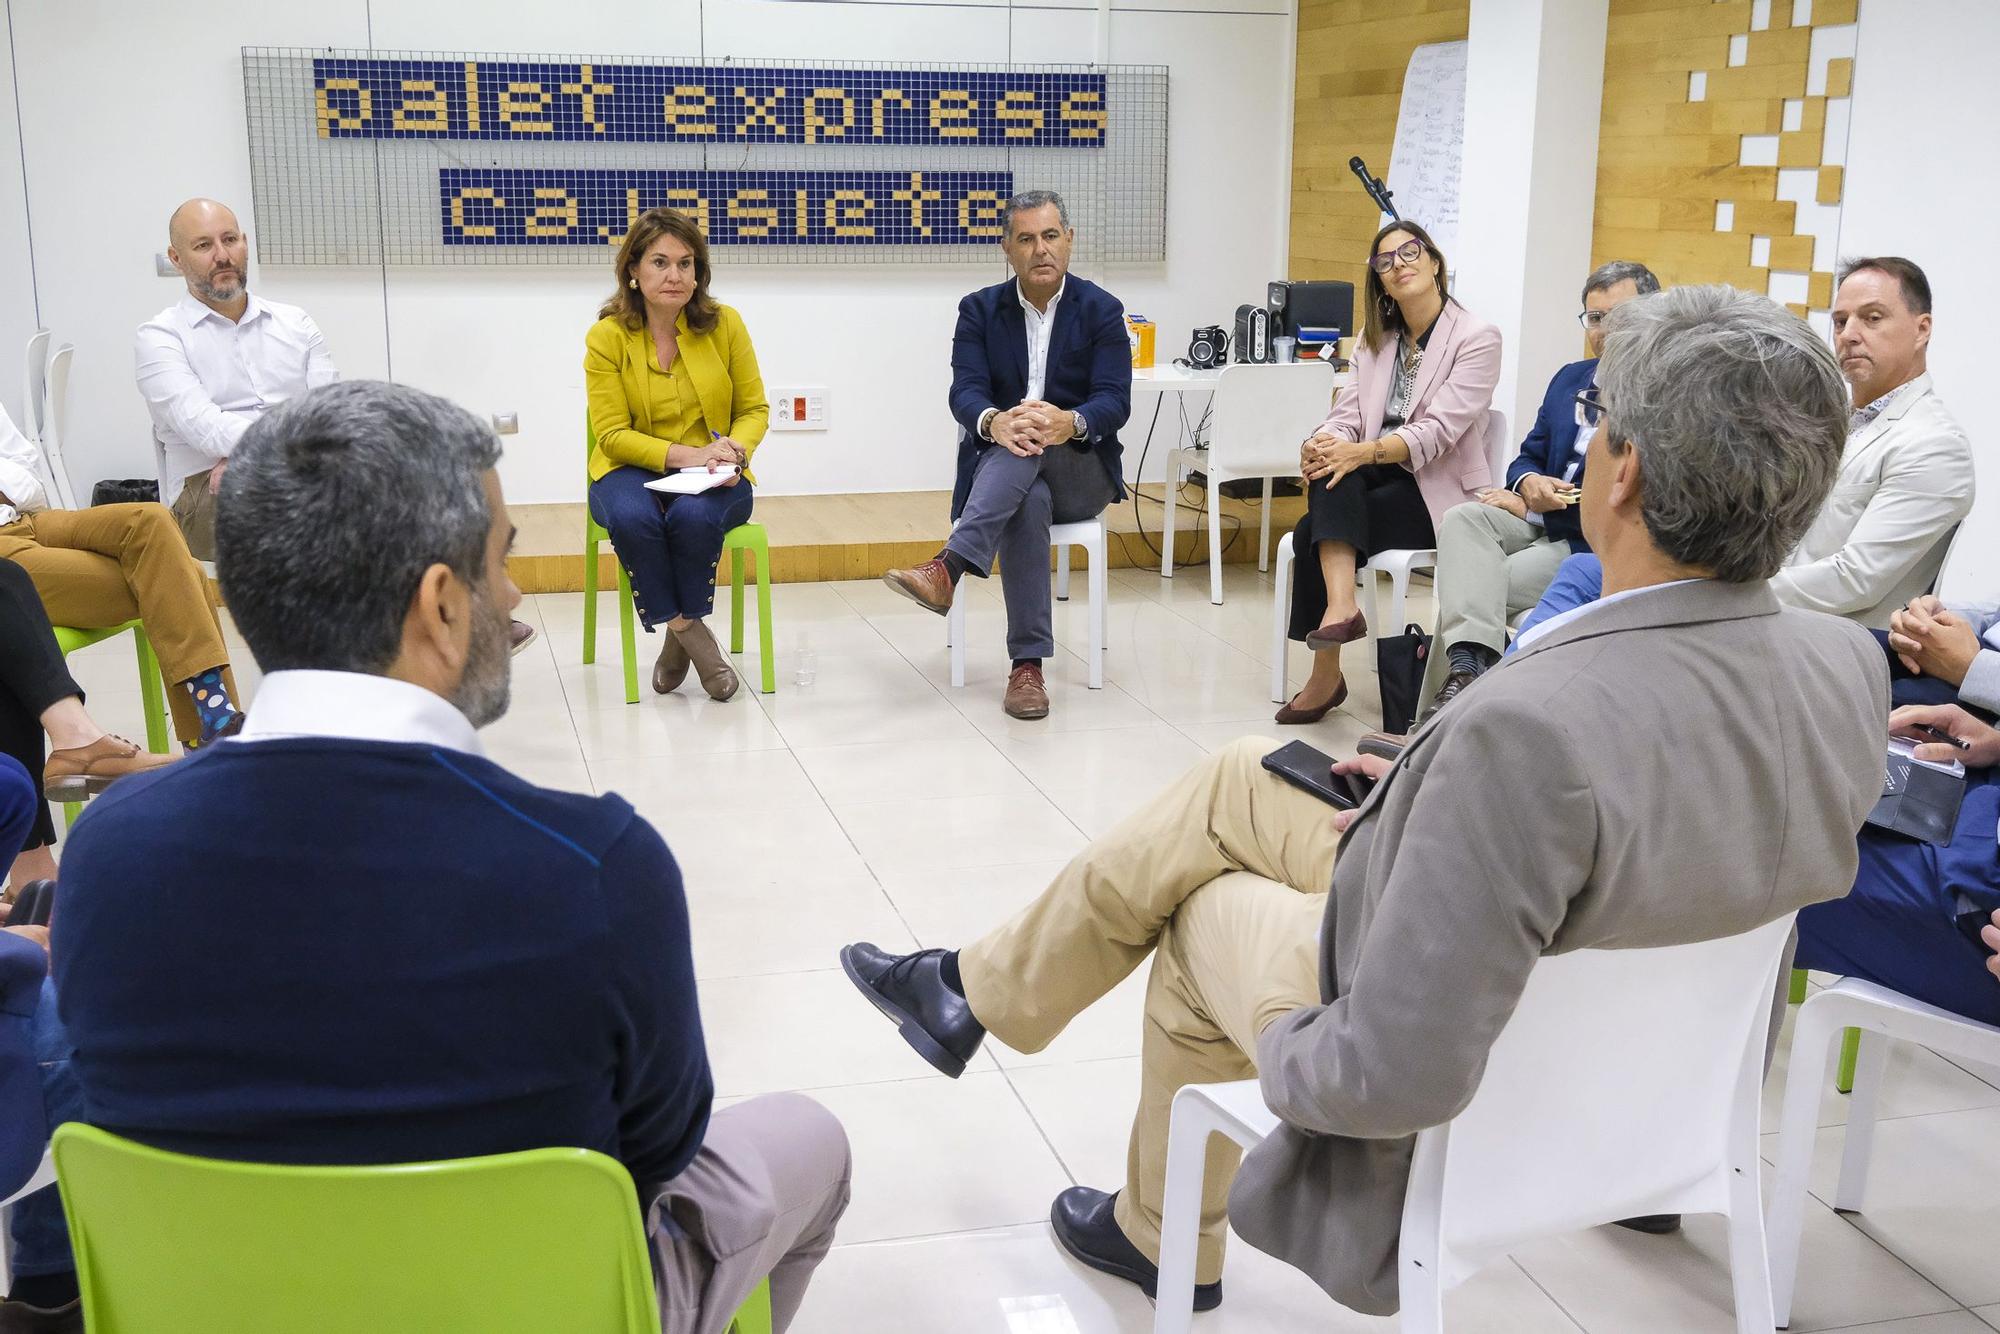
1375, 622, 1432, 737
91, 478, 160, 507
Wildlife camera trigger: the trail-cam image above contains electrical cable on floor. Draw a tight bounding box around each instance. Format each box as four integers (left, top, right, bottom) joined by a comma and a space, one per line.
1116, 393, 1243, 571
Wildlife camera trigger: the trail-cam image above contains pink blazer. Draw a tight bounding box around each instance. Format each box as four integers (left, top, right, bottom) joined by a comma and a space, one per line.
1314, 299, 1503, 530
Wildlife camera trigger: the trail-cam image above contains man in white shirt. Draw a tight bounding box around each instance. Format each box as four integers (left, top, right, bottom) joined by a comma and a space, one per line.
135, 198, 338, 562
1772, 256, 1974, 627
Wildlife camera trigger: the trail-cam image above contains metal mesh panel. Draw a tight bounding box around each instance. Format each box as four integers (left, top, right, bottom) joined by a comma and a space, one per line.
243, 48, 1168, 265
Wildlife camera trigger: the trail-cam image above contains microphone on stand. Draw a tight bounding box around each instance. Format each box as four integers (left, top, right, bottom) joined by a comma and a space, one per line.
1348, 156, 1399, 219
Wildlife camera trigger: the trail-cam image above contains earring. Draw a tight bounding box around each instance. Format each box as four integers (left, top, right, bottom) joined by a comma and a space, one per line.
628, 278, 638, 289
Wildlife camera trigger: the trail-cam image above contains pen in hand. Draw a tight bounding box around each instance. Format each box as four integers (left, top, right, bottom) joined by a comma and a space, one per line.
1907, 722, 1972, 752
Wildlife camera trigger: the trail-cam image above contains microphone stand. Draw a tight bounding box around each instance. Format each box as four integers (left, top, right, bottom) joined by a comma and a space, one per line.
1348, 156, 1399, 219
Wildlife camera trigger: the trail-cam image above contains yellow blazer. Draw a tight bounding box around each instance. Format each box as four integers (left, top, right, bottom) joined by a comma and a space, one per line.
584, 304, 769, 483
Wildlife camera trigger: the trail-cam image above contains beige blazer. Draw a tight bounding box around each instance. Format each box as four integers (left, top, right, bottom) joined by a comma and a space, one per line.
1772, 373, 1975, 629
1315, 300, 1502, 529
1228, 579, 1888, 1315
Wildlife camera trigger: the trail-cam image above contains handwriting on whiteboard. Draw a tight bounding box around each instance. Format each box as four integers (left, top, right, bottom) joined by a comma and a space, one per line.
1385, 41, 1467, 260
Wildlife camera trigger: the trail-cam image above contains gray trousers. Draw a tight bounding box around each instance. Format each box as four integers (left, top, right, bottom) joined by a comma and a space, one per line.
1418, 502, 1576, 712
946, 442, 1117, 661
649, 1092, 852, 1334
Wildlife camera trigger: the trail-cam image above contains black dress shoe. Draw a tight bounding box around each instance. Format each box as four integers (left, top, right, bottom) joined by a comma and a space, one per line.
1050, 1187, 1222, 1311
1614, 1214, 1683, 1234
838, 943, 986, 1078
0, 1296, 83, 1333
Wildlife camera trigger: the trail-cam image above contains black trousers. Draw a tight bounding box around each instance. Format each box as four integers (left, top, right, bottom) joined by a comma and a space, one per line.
1288, 463, 1435, 642
1, 558, 82, 852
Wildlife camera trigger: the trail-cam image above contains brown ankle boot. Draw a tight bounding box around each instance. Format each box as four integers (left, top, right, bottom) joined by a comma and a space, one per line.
671, 619, 739, 701
653, 629, 691, 695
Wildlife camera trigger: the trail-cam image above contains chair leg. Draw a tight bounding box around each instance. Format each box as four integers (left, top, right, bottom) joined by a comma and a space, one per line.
728, 1276, 773, 1334
617, 565, 640, 705
1151, 1097, 1218, 1334
1789, 968, 1809, 1005
949, 600, 966, 689
1086, 529, 1105, 690
1385, 565, 1410, 635
730, 545, 747, 654
1834, 1026, 1861, 1093
1833, 1029, 1890, 1211
1271, 539, 1293, 704
1726, 1147, 1777, 1334
1056, 542, 1072, 602
753, 536, 776, 694
1161, 449, 1181, 578
1258, 477, 1272, 573
582, 535, 600, 666
1207, 475, 1223, 605
133, 628, 171, 755
1769, 996, 1843, 1327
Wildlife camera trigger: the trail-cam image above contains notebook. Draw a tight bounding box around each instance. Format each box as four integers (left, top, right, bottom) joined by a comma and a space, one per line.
1865, 737, 1966, 845
643, 464, 738, 496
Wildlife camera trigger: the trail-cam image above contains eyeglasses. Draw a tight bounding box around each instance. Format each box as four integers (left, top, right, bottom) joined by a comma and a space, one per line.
1578, 310, 1611, 329
1368, 239, 1425, 274
1574, 389, 1604, 427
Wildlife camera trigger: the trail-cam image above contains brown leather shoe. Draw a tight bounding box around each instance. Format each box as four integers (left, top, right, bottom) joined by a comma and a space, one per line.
508, 619, 537, 657
652, 629, 691, 695
672, 618, 739, 701
1303, 609, 1368, 652
883, 558, 956, 616
1004, 662, 1050, 719
1274, 678, 1348, 725
42, 735, 179, 802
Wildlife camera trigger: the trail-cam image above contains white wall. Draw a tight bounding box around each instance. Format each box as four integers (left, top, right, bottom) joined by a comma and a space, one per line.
1841, 0, 2000, 603
0, 1, 39, 430
11, 0, 1289, 504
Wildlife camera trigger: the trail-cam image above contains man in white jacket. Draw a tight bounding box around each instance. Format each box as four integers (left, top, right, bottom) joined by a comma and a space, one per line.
1772, 256, 1974, 628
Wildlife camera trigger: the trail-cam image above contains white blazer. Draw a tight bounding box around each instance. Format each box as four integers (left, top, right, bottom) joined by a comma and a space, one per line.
1772, 372, 1975, 630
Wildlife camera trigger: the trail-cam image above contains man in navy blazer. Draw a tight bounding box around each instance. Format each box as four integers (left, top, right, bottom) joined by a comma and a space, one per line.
882, 190, 1131, 720
1415, 261, 1658, 717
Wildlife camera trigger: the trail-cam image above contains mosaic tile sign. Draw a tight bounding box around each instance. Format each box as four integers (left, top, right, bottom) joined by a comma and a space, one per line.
244, 49, 1169, 265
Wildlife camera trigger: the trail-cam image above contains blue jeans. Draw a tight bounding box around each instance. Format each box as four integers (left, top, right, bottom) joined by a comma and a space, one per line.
1796, 765, 2000, 1027
7, 977, 79, 1278
588, 468, 755, 631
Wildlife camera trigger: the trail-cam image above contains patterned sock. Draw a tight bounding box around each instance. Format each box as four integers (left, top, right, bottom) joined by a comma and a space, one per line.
184, 668, 241, 743
1445, 642, 1498, 677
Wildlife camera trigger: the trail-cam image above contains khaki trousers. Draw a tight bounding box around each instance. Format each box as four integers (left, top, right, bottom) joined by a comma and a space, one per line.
959, 737, 1335, 1284
169, 469, 218, 562
1418, 502, 1575, 712
0, 504, 235, 747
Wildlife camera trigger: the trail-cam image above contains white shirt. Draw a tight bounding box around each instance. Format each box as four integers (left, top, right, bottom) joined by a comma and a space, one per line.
1514, 578, 1704, 653
237, 670, 484, 757
1019, 277, 1067, 402
0, 401, 48, 528
135, 292, 339, 503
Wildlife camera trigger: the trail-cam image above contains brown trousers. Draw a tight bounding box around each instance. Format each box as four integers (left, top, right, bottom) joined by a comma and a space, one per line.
169, 468, 218, 563
959, 737, 1335, 1284
0, 504, 236, 747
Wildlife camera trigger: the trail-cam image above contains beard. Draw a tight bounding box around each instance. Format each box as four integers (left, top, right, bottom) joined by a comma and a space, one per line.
192, 267, 246, 304
452, 588, 514, 729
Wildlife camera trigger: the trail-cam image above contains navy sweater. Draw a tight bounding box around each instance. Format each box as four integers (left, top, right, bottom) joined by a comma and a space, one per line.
51, 738, 711, 1186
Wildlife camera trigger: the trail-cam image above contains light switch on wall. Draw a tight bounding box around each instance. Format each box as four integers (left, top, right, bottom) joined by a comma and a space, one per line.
491, 412, 520, 434
154, 253, 178, 277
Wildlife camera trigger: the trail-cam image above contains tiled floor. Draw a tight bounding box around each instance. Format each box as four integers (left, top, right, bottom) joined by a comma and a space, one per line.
58, 562, 2000, 1333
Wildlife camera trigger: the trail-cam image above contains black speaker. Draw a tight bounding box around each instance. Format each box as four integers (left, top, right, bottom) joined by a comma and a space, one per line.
1232, 304, 1271, 363
1187, 325, 1227, 369
1267, 280, 1292, 331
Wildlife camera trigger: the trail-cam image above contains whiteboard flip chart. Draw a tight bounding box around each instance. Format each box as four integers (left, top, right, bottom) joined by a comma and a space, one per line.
1384, 40, 1467, 259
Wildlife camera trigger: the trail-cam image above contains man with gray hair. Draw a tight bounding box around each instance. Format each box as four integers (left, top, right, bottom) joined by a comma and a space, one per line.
52, 381, 850, 1334
881, 189, 1132, 719
1414, 259, 1659, 716
841, 286, 1884, 1317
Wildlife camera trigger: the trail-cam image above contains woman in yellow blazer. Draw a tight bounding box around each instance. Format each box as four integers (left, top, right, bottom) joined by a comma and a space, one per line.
587, 207, 768, 701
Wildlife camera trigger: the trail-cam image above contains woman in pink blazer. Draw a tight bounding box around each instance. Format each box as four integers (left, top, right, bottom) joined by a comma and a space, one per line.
1278, 219, 1502, 724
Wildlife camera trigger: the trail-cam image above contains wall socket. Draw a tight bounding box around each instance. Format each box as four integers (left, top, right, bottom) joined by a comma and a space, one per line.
769, 387, 828, 431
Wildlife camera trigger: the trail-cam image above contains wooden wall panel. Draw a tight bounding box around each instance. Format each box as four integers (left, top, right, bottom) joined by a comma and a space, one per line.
1286, 0, 1471, 291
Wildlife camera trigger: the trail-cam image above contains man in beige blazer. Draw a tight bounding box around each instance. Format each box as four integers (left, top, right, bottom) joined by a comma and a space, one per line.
1773, 256, 1974, 628
841, 287, 1888, 1316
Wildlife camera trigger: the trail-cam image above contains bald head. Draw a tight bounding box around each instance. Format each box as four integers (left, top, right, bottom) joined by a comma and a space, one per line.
167, 198, 249, 312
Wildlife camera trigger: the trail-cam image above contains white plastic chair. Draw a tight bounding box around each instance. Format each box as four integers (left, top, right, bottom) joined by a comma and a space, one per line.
1767, 978, 2000, 1327
1162, 362, 1337, 605
1270, 409, 1510, 703
1153, 906, 1793, 1334
21, 329, 50, 444
946, 518, 1106, 690
38, 342, 79, 510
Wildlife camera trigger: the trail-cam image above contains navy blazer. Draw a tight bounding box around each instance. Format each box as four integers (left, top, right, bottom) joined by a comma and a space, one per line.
947, 275, 1133, 519
1504, 357, 1598, 549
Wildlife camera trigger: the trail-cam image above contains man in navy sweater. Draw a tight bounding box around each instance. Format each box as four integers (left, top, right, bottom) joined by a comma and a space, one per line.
881, 189, 1132, 720
51, 380, 848, 1334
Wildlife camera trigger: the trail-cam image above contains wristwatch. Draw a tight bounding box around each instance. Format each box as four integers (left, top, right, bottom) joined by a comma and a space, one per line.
1071, 411, 1088, 441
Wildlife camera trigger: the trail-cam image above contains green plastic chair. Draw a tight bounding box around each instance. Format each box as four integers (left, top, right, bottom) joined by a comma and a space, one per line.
582, 422, 776, 702
49, 620, 173, 828
1789, 967, 1862, 1093
51, 1123, 773, 1334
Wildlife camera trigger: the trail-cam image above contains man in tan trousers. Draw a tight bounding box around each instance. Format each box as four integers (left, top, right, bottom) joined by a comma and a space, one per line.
1, 402, 243, 752
841, 286, 1890, 1316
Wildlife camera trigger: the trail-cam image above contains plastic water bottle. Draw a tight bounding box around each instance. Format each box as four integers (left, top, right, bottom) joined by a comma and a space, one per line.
793, 630, 818, 688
